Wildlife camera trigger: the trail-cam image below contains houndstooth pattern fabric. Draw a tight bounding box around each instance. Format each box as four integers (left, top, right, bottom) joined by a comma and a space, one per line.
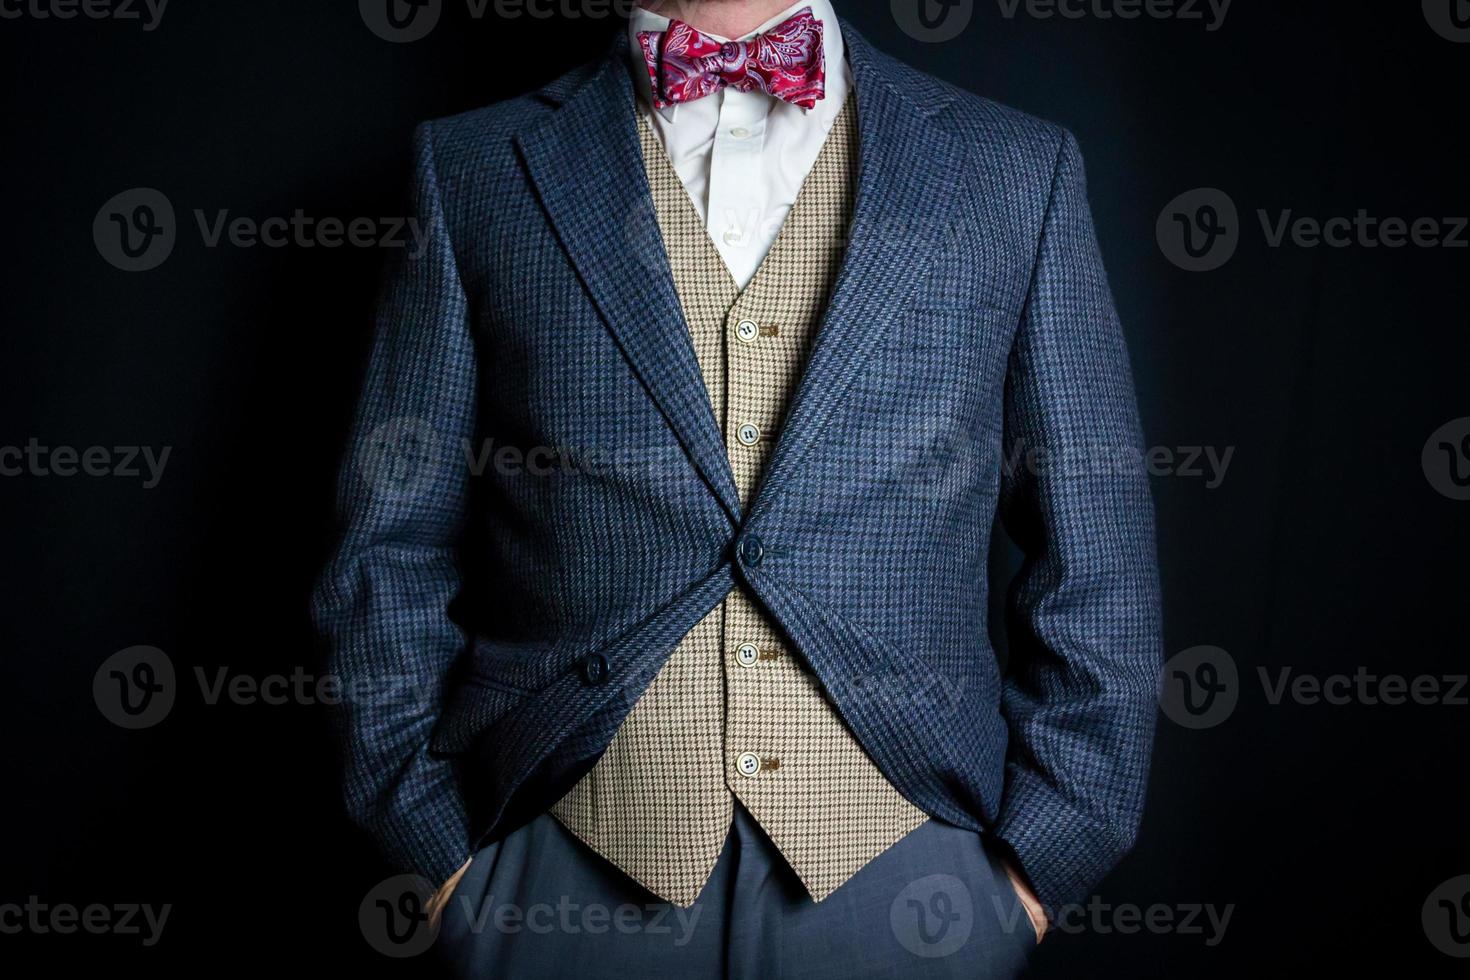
552, 98, 927, 907
314, 23, 1162, 914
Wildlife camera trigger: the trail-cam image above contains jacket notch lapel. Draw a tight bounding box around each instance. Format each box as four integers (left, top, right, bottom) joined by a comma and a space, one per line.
748, 27, 969, 526
515, 48, 743, 525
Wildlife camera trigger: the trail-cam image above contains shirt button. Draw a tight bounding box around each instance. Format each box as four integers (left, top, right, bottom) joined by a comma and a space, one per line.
730, 126, 752, 139
735, 319, 760, 344
722, 228, 742, 246
737, 423, 761, 446
736, 752, 761, 777
736, 643, 759, 667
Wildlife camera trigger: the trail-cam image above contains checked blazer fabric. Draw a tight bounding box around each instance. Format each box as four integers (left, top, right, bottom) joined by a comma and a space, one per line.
312, 21, 1163, 915
550, 98, 929, 907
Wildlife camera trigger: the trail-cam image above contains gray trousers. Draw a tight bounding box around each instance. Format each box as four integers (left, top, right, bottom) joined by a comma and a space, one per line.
436, 804, 1036, 979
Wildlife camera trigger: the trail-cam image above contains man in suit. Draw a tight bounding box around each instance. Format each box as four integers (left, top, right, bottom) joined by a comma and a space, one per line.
314, 1, 1162, 975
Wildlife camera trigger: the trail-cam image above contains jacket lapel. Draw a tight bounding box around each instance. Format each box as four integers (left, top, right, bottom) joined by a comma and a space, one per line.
516, 42, 743, 525
747, 25, 968, 526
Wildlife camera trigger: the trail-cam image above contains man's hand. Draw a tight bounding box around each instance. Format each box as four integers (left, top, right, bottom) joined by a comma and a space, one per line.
1002, 859, 1048, 944
426, 858, 472, 932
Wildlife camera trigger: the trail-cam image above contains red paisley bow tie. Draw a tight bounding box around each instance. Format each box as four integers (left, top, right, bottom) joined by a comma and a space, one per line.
637, 7, 827, 110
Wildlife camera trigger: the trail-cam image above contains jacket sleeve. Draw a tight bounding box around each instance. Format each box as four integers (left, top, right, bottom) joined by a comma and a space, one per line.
310, 120, 476, 886
992, 129, 1164, 913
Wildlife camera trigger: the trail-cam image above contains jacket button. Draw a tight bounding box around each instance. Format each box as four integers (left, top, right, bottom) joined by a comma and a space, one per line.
740, 534, 764, 568
579, 653, 610, 687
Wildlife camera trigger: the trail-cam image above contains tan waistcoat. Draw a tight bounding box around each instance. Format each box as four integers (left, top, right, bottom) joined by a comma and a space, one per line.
551, 96, 927, 908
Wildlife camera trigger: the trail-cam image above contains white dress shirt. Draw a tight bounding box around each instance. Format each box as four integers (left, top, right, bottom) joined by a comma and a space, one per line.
627, 0, 852, 290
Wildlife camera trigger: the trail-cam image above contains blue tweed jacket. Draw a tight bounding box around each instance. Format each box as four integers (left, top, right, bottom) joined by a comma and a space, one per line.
313, 22, 1161, 912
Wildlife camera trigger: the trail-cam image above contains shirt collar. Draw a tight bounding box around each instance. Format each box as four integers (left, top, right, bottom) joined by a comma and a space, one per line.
627, 0, 845, 123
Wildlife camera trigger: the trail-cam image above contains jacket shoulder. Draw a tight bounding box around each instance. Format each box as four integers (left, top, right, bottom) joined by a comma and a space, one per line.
869, 44, 1073, 166
413, 54, 605, 176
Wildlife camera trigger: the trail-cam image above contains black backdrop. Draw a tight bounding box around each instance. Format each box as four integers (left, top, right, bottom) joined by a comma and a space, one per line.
2, 0, 1466, 975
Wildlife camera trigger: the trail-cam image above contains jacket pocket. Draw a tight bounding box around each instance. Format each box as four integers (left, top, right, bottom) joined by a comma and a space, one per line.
464, 636, 565, 694
430, 636, 567, 754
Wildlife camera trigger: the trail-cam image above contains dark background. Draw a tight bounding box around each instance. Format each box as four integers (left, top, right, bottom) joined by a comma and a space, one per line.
2, 0, 1466, 974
